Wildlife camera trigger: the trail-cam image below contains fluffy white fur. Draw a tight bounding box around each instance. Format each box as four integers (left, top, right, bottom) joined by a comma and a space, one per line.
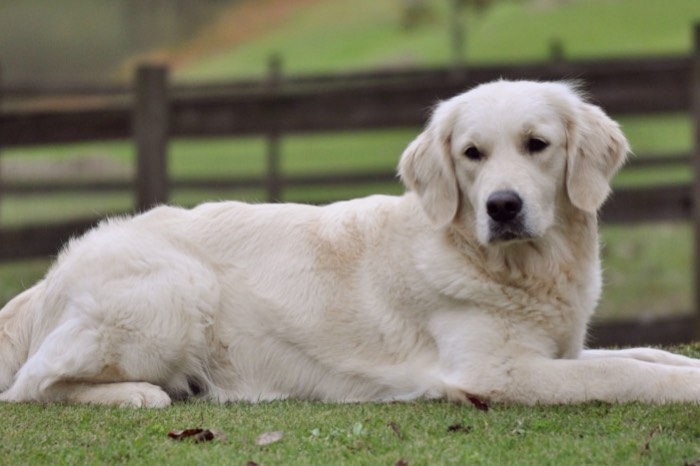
2, 80, 700, 408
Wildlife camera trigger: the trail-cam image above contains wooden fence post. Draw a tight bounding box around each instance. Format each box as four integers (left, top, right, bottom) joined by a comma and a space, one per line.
549, 38, 565, 62
266, 54, 282, 203
692, 23, 700, 339
134, 64, 169, 211
449, 0, 466, 66
0, 62, 3, 223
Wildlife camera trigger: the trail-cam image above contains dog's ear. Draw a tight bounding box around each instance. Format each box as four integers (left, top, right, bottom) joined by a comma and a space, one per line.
399, 126, 460, 227
566, 101, 629, 213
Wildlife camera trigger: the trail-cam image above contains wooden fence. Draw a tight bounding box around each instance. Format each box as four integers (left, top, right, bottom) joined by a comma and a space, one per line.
2, 26, 700, 347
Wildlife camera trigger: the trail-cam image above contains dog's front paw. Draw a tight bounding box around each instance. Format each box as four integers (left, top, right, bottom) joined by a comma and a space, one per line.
116, 382, 172, 408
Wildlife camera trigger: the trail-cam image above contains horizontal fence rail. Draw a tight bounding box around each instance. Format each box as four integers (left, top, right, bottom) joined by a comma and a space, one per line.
1, 151, 690, 193
0, 56, 692, 147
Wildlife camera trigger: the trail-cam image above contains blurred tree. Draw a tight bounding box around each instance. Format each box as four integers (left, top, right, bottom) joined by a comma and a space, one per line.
0, 0, 239, 84
450, 0, 466, 65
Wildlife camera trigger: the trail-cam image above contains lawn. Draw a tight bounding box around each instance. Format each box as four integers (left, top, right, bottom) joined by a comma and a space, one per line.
3, 343, 700, 465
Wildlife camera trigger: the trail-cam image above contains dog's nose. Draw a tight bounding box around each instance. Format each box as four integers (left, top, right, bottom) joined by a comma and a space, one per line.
486, 190, 523, 223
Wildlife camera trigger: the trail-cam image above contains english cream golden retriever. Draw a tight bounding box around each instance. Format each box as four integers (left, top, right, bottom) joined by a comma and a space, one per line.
1, 80, 699, 408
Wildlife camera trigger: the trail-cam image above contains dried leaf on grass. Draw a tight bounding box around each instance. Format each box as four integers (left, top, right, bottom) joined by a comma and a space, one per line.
640, 427, 659, 454
466, 395, 489, 412
447, 423, 472, 434
394, 459, 409, 466
388, 421, 404, 440
255, 430, 284, 446
167, 428, 216, 443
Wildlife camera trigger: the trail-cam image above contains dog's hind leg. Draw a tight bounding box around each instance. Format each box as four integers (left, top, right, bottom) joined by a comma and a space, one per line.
1, 378, 172, 408
0, 287, 40, 392
42, 381, 172, 407
0, 314, 174, 407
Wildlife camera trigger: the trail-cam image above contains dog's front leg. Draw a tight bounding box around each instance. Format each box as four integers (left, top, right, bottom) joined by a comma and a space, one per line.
580, 348, 700, 368
496, 356, 700, 404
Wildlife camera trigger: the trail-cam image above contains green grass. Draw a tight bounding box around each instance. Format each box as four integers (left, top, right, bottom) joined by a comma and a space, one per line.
599, 223, 693, 318
3, 342, 700, 466
618, 114, 693, 155
178, 0, 700, 81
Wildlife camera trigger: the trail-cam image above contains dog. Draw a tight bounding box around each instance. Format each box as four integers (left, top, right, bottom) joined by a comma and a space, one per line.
1, 80, 700, 408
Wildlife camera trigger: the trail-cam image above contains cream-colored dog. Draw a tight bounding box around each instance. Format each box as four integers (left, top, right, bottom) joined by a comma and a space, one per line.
1, 80, 699, 408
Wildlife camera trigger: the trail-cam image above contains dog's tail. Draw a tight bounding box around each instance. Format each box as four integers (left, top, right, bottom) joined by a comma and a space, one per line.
0, 286, 39, 391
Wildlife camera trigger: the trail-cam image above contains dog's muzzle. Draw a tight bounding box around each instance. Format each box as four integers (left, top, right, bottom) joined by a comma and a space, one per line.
486, 190, 530, 243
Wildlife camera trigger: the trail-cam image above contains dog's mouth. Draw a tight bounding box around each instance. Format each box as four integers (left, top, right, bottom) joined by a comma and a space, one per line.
488, 218, 533, 244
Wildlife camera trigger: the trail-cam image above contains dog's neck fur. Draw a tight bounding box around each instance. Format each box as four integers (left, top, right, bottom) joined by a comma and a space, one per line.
447, 204, 600, 302
440, 204, 600, 357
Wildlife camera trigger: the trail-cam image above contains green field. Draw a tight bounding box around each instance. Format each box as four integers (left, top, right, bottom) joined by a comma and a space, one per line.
178, 0, 700, 81
3, 0, 699, 319
3, 0, 699, 309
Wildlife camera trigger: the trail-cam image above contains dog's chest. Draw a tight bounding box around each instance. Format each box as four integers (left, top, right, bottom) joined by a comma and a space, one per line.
420, 245, 591, 358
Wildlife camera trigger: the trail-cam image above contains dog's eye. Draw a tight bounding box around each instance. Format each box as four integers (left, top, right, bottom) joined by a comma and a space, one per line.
526, 138, 549, 154
464, 146, 483, 161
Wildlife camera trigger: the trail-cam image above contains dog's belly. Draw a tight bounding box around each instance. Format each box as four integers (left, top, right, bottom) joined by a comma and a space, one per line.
201, 282, 445, 402
201, 332, 440, 402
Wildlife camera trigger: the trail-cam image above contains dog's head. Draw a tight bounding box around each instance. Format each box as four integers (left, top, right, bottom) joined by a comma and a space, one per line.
399, 80, 629, 245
